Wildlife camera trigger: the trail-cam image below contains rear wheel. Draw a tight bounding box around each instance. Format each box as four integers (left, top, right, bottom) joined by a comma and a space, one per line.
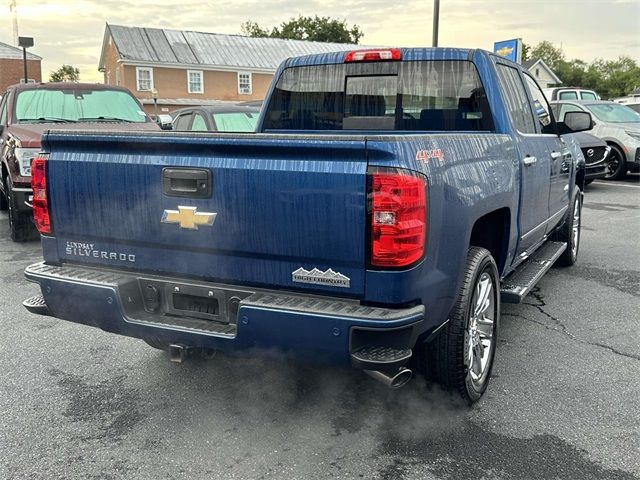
421, 247, 499, 404
0, 176, 7, 211
5, 176, 37, 242
604, 144, 626, 180
584, 178, 594, 186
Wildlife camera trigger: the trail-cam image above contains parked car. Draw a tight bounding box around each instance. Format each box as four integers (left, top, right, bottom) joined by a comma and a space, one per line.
0, 82, 160, 241
23, 48, 590, 404
171, 105, 260, 133
571, 132, 610, 185
543, 87, 600, 101
613, 95, 640, 114
550, 100, 640, 179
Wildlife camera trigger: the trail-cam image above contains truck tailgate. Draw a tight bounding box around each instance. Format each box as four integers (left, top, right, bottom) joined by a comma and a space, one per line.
44, 132, 368, 297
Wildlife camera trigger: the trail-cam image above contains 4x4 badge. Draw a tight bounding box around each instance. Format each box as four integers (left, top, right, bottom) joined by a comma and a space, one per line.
162, 206, 217, 230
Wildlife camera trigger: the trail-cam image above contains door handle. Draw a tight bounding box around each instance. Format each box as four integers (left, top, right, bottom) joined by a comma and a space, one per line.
550, 151, 562, 159
523, 156, 537, 166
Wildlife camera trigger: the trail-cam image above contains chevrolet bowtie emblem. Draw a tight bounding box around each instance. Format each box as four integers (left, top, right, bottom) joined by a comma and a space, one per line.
161, 206, 217, 230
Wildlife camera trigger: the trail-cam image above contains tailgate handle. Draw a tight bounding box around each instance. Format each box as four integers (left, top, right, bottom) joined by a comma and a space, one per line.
162, 168, 212, 198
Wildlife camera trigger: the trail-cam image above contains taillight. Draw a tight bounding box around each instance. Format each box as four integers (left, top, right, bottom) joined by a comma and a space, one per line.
31, 154, 52, 235
369, 168, 427, 268
344, 48, 402, 63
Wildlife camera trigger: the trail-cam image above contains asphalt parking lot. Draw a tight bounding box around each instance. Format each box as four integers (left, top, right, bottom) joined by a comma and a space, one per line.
0, 177, 638, 480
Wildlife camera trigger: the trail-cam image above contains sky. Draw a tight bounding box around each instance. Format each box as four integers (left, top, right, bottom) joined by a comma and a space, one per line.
0, 0, 638, 83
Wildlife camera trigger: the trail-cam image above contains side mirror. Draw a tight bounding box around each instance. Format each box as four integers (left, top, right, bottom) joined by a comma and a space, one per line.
156, 114, 173, 130
562, 111, 593, 133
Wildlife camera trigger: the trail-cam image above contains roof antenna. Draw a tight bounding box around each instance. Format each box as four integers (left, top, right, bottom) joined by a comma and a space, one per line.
9, 0, 19, 46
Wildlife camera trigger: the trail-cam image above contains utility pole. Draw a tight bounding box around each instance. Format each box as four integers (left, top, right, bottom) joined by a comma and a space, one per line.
9, 0, 19, 46
432, 0, 440, 47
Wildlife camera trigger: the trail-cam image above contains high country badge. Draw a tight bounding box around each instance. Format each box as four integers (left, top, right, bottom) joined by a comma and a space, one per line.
292, 267, 350, 288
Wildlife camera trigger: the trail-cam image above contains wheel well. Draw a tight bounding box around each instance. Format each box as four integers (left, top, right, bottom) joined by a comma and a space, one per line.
469, 208, 510, 273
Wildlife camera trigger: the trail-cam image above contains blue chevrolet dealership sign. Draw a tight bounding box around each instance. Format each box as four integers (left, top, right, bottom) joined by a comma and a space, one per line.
493, 39, 523, 64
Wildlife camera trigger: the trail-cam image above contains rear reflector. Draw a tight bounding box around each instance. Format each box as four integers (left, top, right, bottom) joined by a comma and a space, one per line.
370, 169, 427, 268
345, 48, 402, 63
31, 154, 52, 235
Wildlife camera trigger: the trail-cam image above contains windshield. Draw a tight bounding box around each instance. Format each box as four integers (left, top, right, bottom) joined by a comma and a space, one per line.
15, 89, 149, 123
585, 103, 640, 123
212, 112, 259, 132
263, 60, 494, 131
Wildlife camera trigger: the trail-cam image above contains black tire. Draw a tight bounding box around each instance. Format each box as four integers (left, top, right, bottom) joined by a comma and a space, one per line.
0, 176, 7, 211
421, 247, 499, 404
584, 178, 594, 186
5, 176, 37, 242
143, 337, 169, 351
552, 187, 582, 267
604, 144, 626, 180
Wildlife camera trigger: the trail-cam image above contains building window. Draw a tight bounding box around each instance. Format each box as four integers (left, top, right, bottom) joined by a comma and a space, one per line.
187, 70, 204, 94
535, 68, 540, 78
238, 72, 252, 95
136, 67, 153, 91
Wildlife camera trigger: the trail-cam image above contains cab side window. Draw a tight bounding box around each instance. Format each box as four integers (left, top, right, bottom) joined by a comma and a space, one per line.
190, 113, 208, 132
496, 64, 536, 134
523, 74, 556, 134
173, 113, 193, 131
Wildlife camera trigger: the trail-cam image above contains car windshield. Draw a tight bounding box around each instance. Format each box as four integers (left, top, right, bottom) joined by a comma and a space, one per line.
15, 89, 148, 123
585, 103, 640, 123
212, 112, 259, 132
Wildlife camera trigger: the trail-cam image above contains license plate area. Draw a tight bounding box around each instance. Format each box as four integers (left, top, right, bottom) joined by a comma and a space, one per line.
137, 279, 253, 324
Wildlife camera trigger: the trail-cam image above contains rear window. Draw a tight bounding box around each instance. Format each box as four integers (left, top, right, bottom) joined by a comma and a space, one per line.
580, 91, 597, 100
558, 91, 579, 100
263, 60, 494, 132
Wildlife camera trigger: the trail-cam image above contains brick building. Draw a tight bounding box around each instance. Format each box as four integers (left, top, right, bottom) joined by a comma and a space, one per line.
0, 41, 42, 92
98, 24, 358, 114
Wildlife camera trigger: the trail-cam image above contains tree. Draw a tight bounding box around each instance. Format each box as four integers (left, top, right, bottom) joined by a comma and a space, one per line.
241, 16, 363, 44
49, 65, 80, 82
521, 42, 531, 62
529, 41, 565, 70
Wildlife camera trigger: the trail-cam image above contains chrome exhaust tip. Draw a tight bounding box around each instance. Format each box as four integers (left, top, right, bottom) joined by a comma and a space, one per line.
365, 367, 413, 389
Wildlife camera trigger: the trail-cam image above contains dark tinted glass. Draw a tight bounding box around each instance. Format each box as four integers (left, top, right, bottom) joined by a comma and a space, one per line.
263, 60, 494, 131
496, 64, 535, 134
173, 113, 192, 131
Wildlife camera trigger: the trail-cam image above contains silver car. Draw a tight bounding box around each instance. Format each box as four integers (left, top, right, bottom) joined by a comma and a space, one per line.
551, 100, 640, 179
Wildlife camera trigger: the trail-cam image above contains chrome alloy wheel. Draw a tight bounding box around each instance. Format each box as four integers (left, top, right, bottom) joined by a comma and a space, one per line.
571, 197, 581, 258
465, 272, 495, 387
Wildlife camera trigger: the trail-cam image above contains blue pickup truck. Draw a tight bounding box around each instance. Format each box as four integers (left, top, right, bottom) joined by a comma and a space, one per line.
23, 48, 592, 403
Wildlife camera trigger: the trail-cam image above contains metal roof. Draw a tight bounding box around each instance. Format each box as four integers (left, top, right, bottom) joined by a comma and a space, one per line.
101, 24, 360, 72
0, 41, 41, 60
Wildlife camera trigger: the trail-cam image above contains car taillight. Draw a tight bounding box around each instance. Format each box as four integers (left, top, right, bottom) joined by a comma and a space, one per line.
31, 154, 52, 235
344, 48, 402, 63
369, 168, 427, 268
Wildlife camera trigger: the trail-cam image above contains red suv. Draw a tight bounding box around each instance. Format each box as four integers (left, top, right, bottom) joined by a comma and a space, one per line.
0, 82, 159, 241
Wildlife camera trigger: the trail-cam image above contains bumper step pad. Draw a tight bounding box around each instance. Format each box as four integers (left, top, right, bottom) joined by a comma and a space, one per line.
23, 294, 52, 316
500, 241, 567, 304
350, 345, 412, 370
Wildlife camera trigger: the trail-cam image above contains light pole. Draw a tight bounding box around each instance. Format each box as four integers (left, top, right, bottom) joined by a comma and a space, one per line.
432, 0, 440, 47
151, 88, 159, 120
18, 36, 34, 84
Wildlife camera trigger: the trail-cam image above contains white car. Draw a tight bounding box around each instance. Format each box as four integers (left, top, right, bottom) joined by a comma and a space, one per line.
543, 87, 600, 102
551, 100, 640, 179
